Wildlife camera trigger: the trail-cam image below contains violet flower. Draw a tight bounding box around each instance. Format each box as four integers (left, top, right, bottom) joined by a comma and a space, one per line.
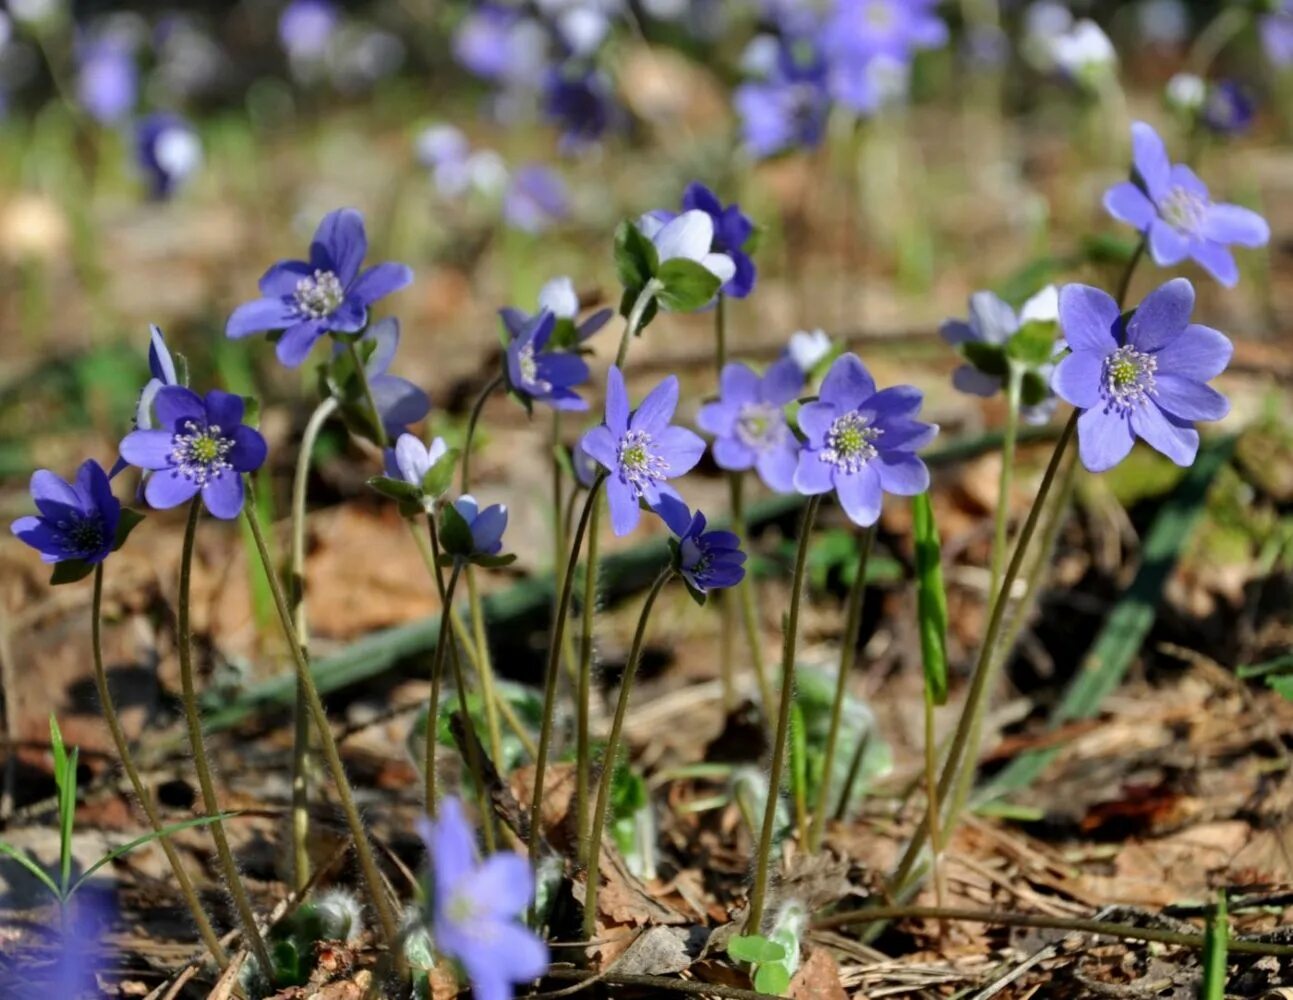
656, 495, 747, 597
417, 798, 547, 1000
504, 309, 590, 411
500, 276, 611, 347
1201, 81, 1254, 136
342, 318, 430, 438
11, 460, 120, 565
447, 495, 509, 559
279, 0, 338, 61
386, 434, 449, 488
76, 35, 137, 124
503, 165, 569, 234
733, 43, 831, 158
1103, 122, 1269, 288
137, 325, 181, 430
820, 0, 948, 62
119, 386, 268, 519
225, 208, 414, 367
580, 367, 706, 536
697, 359, 803, 492
453, 3, 550, 88
135, 113, 202, 199
648, 183, 757, 298
793, 354, 938, 527
1052, 279, 1231, 472
1261, 1, 1293, 68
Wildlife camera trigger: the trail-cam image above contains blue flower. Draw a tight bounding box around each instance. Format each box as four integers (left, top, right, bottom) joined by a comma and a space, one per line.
278, 0, 338, 60
340, 317, 430, 438
793, 354, 938, 527
649, 183, 757, 298
6, 891, 113, 998
137, 324, 182, 430
504, 309, 590, 411
697, 359, 803, 492
733, 42, 831, 158
819, 0, 948, 62
500, 276, 612, 347
503, 165, 569, 234
417, 798, 547, 1000
543, 66, 619, 152
1052, 279, 1232, 472
1201, 80, 1255, 137
76, 35, 137, 124
11, 460, 120, 566
453, 3, 550, 88
656, 495, 747, 597
225, 208, 414, 367
385, 433, 449, 487
1261, 1, 1293, 68
1103, 122, 1270, 288
135, 113, 202, 199
580, 367, 706, 536
450, 495, 509, 558
119, 386, 268, 519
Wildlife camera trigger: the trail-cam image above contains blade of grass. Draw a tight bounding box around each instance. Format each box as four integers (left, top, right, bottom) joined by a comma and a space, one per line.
68, 812, 241, 896
912, 493, 948, 707
1202, 890, 1228, 1000
0, 841, 62, 899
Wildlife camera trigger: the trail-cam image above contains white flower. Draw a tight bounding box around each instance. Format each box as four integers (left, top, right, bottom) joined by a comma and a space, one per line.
393, 434, 449, 487
155, 126, 202, 182
786, 329, 832, 372
1166, 72, 1206, 113
538, 276, 580, 319
1019, 285, 1059, 326
637, 210, 735, 285
1049, 19, 1117, 83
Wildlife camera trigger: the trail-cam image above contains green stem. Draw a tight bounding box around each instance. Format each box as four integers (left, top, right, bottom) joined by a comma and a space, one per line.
923, 685, 947, 914
582, 566, 674, 939
747, 495, 822, 933
529, 475, 606, 874
988, 367, 1021, 597
715, 295, 736, 713
833, 732, 871, 822
1186, 5, 1251, 76
91, 566, 228, 968
425, 562, 462, 812
345, 342, 388, 449
243, 494, 401, 950
575, 492, 603, 864
730, 475, 773, 714
614, 281, 661, 369
288, 394, 338, 894
176, 500, 274, 979
1115, 238, 1147, 313
808, 525, 874, 851
553, 412, 578, 686
459, 372, 504, 494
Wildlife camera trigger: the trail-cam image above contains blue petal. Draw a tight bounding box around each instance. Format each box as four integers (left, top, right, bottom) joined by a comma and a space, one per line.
310, 208, 368, 285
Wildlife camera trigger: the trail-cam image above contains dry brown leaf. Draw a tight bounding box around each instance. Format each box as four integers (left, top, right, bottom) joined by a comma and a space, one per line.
789, 948, 848, 1000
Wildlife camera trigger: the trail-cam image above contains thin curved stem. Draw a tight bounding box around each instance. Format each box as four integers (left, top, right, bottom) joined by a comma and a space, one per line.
1115, 238, 1147, 312
243, 494, 401, 950
988, 367, 1021, 597
583, 567, 674, 939
91, 566, 228, 968
1186, 5, 1251, 77
345, 342, 388, 449
747, 495, 822, 933
459, 372, 505, 494
176, 500, 274, 979
552, 412, 578, 686
808, 524, 874, 851
288, 394, 339, 894
425, 563, 462, 812
614, 282, 661, 369
529, 474, 607, 874
731, 476, 773, 714
575, 493, 602, 864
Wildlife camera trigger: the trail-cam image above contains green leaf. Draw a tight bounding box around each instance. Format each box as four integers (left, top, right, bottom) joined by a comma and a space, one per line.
993, 256, 1066, 308
49, 558, 96, 586
50, 715, 76, 896
422, 450, 460, 500
618, 287, 659, 329
655, 258, 721, 313
1237, 653, 1293, 680
1081, 232, 1140, 266
727, 934, 787, 964
470, 553, 517, 569
1006, 320, 1058, 368
1268, 675, 1293, 701
113, 507, 146, 552
912, 493, 949, 706
242, 395, 262, 429
368, 475, 421, 503
1020, 370, 1051, 408
439, 502, 474, 558
68, 812, 241, 896
960, 341, 1009, 377
753, 964, 792, 996
0, 841, 61, 899
613, 220, 658, 295
1202, 890, 1228, 1000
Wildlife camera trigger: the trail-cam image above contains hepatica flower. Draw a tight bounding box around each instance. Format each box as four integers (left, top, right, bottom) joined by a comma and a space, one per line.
543, 66, 619, 152
793, 354, 938, 527
648, 183, 757, 298
504, 309, 590, 411
783, 328, 834, 374
418, 798, 547, 1000
503, 164, 569, 234
1052, 279, 1231, 473
226, 208, 414, 367
344, 318, 430, 438
135, 113, 202, 199
1261, 1, 1293, 68
440, 495, 511, 565
656, 495, 746, 599
637, 210, 737, 291
1104, 122, 1270, 288
580, 367, 706, 536
734, 43, 831, 158
698, 359, 803, 492
120, 387, 268, 519
76, 35, 137, 124
500, 275, 611, 348
11, 460, 120, 566
820, 0, 948, 61
386, 434, 449, 489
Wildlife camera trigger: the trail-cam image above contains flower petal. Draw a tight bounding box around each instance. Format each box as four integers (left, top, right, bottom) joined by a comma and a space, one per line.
228, 426, 268, 473
940, 319, 977, 347
258, 259, 313, 298
1051, 351, 1104, 409
148, 325, 178, 384
1127, 277, 1194, 352
11, 517, 63, 562
29, 469, 80, 516
952, 365, 1001, 398
818, 354, 877, 412
863, 385, 925, 423
201, 474, 244, 519
697, 400, 739, 437
155, 386, 206, 430
629, 376, 679, 434
1077, 406, 1135, 472
1200, 203, 1270, 248
349, 262, 413, 304
1148, 218, 1190, 266
655, 426, 706, 477
834, 465, 883, 527
120, 429, 175, 470
580, 426, 617, 472
700, 252, 736, 285
226, 297, 296, 339
1059, 284, 1120, 354
719, 363, 760, 405
873, 452, 929, 496
1188, 240, 1238, 288
793, 449, 835, 495
469, 504, 508, 554
606, 475, 641, 536
310, 208, 368, 285
1153, 374, 1229, 422
204, 389, 245, 431
1103, 181, 1156, 230
758, 357, 804, 405
1154, 323, 1232, 381
467, 854, 536, 917
712, 436, 756, 471
424, 799, 477, 899
145, 470, 200, 509
604, 366, 630, 434
796, 400, 838, 445
967, 291, 1017, 345
652, 210, 714, 263
1130, 402, 1199, 466
276, 320, 326, 368
1130, 121, 1171, 202
755, 440, 800, 493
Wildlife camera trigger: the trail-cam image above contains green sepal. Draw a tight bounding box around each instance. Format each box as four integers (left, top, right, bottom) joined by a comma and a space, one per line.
960, 340, 1009, 377
754, 964, 792, 996
439, 501, 474, 558
618, 287, 659, 329
727, 934, 786, 965
656, 258, 721, 313
613, 219, 659, 296
421, 449, 460, 500
548, 316, 581, 351
368, 475, 421, 504
50, 558, 98, 586
1020, 370, 1051, 408
1006, 320, 1059, 367
684, 581, 707, 607
242, 395, 262, 429
470, 553, 517, 569
114, 507, 146, 550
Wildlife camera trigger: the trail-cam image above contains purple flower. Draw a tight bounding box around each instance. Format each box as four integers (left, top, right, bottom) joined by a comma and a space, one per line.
137, 324, 181, 429
453, 3, 550, 88
501, 276, 611, 348
11, 460, 120, 565
386, 433, 449, 488
134, 113, 202, 199
504, 309, 590, 411
1201, 80, 1254, 136
449, 495, 509, 557
1261, 1, 1293, 67
119, 386, 268, 519
697, 359, 803, 492
827, 52, 911, 116
580, 367, 706, 536
819, 0, 948, 62
225, 208, 413, 367
734, 43, 831, 158
1103, 122, 1270, 288
343, 318, 430, 438
417, 798, 547, 1000
571, 438, 601, 489
503, 164, 569, 234
76, 36, 137, 124
1052, 279, 1232, 473
656, 495, 746, 596
649, 183, 757, 298
793, 354, 938, 527
279, 0, 338, 60
543, 66, 618, 152
6, 891, 113, 998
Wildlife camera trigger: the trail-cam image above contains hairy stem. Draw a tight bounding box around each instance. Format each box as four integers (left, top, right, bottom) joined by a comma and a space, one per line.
575, 493, 603, 864
425, 562, 462, 812
582, 567, 674, 938
176, 500, 273, 978
92, 565, 228, 967
747, 495, 822, 933
730, 475, 773, 714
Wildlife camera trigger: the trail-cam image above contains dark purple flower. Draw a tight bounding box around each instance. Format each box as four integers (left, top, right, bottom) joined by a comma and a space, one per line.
76, 36, 137, 124
1201, 80, 1254, 136
503, 165, 569, 234
655, 495, 746, 596
650, 183, 757, 298
819, 0, 948, 62
504, 309, 590, 411
793, 354, 937, 527
119, 386, 268, 519
417, 798, 547, 1000
1052, 279, 1231, 472
697, 359, 802, 492
1261, 1, 1293, 67
225, 208, 413, 367
340, 317, 430, 438
543, 66, 618, 152
279, 0, 338, 60
1103, 122, 1270, 288
500, 276, 611, 346
138, 324, 181, 429
134, 113, 202, 199
733, 43, 831, 158
580, 367, 706, 536
11, 460, 120, 565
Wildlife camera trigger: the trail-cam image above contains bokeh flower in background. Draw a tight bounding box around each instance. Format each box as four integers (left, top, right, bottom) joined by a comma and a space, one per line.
698, 359, 803, 492
134, 113, 202, 199
76, 33, 137, 124
454, 3, 550, 89
1201, 80, 1254, 136
416, 124, 509, 200
503, 164, 569, 233
820, 0, 947, 63
734, 42, 831, 158
11, 460, 120, 566
543, 66, 618, 152
1260, 0, 1293, 68
783, 329, 834, 374
278, 0, 338, 62
501, 276, 611, 346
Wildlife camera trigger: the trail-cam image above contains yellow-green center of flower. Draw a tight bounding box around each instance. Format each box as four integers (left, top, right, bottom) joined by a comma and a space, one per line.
821, 411, 882, 474
1101, 345, 1157, 411
617, 429, 668, 497
736, 402, 787, 452
170, 421, 235, 486
294, 269, 345, 319
863, 0, 893, 29
1160, 185, 1207, 235
447, 892, 477, 925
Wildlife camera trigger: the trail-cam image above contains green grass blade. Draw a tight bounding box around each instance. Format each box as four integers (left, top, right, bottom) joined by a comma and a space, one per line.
912, 492, 949, 706
1202, 890, 1228, 999
0, 840, 62, 900
68, 812, 241, 896
49, 715, 76, 897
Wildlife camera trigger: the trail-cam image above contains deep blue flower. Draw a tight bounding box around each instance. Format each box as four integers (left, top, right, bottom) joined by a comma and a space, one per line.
656, 495, 746, 596
793, 354, 938, 527
137, 324, 181, 430
500, 276, 612, 346
119, 386, 268, 519
648, 183, 757, 298
697, 359, 802, 492
1201, 80, 1255, 136
1052, 279, 1232, 473
76, 35, 137, 124
225, 208, 414, 367
580, 367, 706, 536
451, 495, 508, 557
503, 165, 569, 234
135, 113, 202, 199
11, 460, 120, 566
543, 66, 618, 152
504, 309, 590, 411
339, 317, 430, 438
1104, 122, 1270, 288
417, 798, 547, 1000
733, 42, 831, 158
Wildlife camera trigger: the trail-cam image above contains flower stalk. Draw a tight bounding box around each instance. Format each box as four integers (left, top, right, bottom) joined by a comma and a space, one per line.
575, 493, 602, 863
988, 366, 1021, 597
425, 561, 462, 812
614, 280, 661, 369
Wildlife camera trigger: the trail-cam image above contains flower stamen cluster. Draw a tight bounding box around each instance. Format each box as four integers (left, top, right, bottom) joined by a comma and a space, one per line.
294, 269, 345, 319
617, 430, 668, 497
1160, 186, 1207, 235
170, 420, 235, 486
821, 412, 883, 474
735, 402, 788, 452
515, 343, 551, 395
1100, 345, 1157, 412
